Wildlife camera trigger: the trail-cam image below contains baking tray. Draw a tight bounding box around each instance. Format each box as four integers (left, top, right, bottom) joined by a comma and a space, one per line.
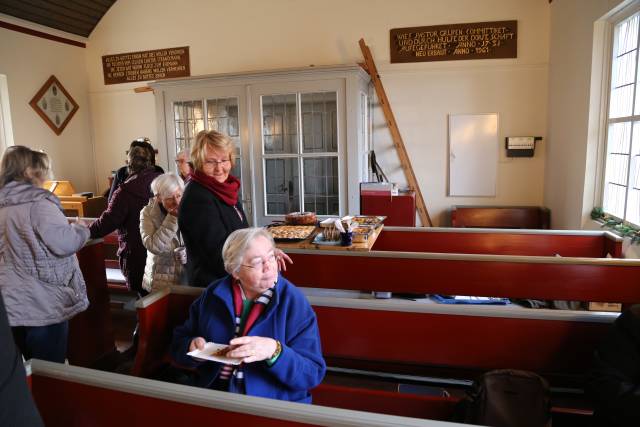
266, 224, 316, 242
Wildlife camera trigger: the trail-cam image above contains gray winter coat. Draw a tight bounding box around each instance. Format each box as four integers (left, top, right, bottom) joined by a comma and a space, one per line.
0, 181, 90, 326
140, 199, 184, 292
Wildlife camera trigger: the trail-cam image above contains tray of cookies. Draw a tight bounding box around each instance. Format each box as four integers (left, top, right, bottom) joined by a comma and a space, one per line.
266, 224, 317, 241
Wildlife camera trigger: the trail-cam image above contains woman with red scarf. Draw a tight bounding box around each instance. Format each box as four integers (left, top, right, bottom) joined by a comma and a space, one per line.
179, 130, 290, 287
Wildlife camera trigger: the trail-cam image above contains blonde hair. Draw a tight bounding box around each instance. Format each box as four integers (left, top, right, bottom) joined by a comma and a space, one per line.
222, 228, 275, 274
191, 130, 235, 172
0, 145, 51, 187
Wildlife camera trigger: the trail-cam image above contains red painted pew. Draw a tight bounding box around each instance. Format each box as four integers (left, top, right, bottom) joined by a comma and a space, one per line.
132, 286, 614, 423
68, 238, 117, 367
28, 359, 459, 427
282, 227, 637, 303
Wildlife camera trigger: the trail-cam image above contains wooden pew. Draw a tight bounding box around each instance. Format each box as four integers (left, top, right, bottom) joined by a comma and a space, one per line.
451, 206, 551, 229
372, 226, 622, 257
27, 359, 460, 427
68, 238, 118, 367
132, 286, 614, 423
281, 228, 635, 303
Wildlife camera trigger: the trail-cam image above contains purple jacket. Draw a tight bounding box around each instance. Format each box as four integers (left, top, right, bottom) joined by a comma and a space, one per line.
90, 168, 160, 293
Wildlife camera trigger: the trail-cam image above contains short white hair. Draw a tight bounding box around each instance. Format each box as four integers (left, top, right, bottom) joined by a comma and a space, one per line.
150, 172, 184, 199
176, 149, 189, 160
222, 227, 275, 274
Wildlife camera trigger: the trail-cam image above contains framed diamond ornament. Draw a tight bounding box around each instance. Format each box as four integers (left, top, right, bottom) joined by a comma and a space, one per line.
29, 75, 79, 135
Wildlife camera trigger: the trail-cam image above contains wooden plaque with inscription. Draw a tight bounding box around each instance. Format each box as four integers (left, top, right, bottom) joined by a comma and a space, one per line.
102, 46, 190, 85
390, 20, 517, 63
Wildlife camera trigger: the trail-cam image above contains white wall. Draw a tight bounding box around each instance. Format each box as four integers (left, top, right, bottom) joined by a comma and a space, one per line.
86, 0, 550, 223
545, 0, 626, 229
0, 24, 95, 192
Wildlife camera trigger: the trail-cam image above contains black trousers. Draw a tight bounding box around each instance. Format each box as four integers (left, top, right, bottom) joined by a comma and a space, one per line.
11, 320, 69, 363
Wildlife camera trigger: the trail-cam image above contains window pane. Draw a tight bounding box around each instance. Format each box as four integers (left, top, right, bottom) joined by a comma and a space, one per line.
207, 97, 240, 155
262, 94, 298, 154
610, 84, 634, 118
173, 100, 204, 153
603, 122, 632, 217
604, 181, 627, 218
616, 14, 639, 57
265, 158, 299, 215
303, 157, 339, 215
626, 122, 640, 224
301, 92, 337, 153
613, 51, 636, 89
231, 158, 243, 201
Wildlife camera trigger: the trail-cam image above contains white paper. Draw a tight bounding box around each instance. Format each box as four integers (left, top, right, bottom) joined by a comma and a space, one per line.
187, 342, 242, 365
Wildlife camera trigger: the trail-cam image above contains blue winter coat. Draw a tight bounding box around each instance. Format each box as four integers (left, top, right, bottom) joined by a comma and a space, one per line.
171, 275, 326, 403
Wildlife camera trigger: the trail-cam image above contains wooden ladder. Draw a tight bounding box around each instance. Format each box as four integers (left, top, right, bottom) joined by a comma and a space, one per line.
359, 38, 433, 227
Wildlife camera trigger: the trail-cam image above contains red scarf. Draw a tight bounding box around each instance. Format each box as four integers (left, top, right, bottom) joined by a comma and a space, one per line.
190, 169, 240, 206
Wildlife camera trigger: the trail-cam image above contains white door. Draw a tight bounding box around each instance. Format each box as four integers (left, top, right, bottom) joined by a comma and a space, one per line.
250, 79, 346, 226
163, 85, 253, 221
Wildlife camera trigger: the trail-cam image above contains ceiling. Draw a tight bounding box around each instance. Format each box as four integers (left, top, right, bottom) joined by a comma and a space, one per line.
0, 0, 117, 37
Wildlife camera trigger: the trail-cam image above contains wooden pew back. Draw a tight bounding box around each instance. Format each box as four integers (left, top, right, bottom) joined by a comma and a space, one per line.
373, 227, 622, 258
29, 360, 453, 427
451, 206, 551, 229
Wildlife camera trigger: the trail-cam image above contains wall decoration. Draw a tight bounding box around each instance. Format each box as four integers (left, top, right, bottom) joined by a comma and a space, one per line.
102, 46, 190, 85
390, 20, 517, 63
29, 75, 79, 135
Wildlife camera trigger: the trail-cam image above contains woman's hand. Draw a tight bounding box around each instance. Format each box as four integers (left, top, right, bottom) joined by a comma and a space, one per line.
167, 206, 179, 217
274, 248, 292, 272
227, 336, 277, 364
189, 337, 206, 352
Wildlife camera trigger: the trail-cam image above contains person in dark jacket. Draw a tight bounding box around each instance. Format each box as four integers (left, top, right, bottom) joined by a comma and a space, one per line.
179, 130, 290, 287
171, 228, 325, 402
90, 146, 161, 296
0, 293, 44, 427
588, 305, 640, 426
108, 138, 164, 203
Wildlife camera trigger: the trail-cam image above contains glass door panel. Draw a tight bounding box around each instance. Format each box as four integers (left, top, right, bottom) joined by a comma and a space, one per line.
251, 80, 345, 225
262, 94, 298, 154
165, 86, 251, 222
173, 100, 204, 153
265, 158, 299, 214
303, 157, 339, 215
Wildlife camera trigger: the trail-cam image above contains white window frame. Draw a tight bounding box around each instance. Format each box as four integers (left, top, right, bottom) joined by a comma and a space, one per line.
599, 2, 640, 226
150, 66, 371, 226
250, 80, 346, 223
0, 75, 15, 154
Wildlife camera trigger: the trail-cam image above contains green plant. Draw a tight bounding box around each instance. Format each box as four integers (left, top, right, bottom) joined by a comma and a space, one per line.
591, 207, 640, 244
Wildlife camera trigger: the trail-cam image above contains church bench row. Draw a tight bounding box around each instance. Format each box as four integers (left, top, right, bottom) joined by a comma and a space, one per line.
27, 359, 460, 427
283, 227, 637, 303
131, 286, 614, 424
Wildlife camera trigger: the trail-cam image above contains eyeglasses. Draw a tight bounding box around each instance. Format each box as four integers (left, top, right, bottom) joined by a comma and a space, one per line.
204, 159, 230, 167
242, 253, 277, 270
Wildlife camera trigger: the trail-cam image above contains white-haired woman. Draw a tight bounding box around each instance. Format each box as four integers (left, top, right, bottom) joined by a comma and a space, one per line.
171, 227, 325, 403
140, 172, 187, 292
0, 146, 89, 363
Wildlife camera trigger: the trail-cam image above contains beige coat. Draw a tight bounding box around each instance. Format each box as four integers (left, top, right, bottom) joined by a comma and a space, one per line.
140, 199, 184, 292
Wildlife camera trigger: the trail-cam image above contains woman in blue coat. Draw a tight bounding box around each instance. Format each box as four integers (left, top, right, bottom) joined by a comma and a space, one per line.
171, 227, 325, 403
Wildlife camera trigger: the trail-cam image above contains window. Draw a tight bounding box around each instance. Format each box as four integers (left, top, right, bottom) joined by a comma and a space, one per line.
603, 12, 640, 224
0, 75, 14, 154
173, 96, 243, 189
261, 92, 339, 216
152, 66, 371, 226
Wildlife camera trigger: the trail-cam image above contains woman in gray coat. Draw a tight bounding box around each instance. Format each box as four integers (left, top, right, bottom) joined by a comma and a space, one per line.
140, 172, 186, 292
0, 146, 90, 363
